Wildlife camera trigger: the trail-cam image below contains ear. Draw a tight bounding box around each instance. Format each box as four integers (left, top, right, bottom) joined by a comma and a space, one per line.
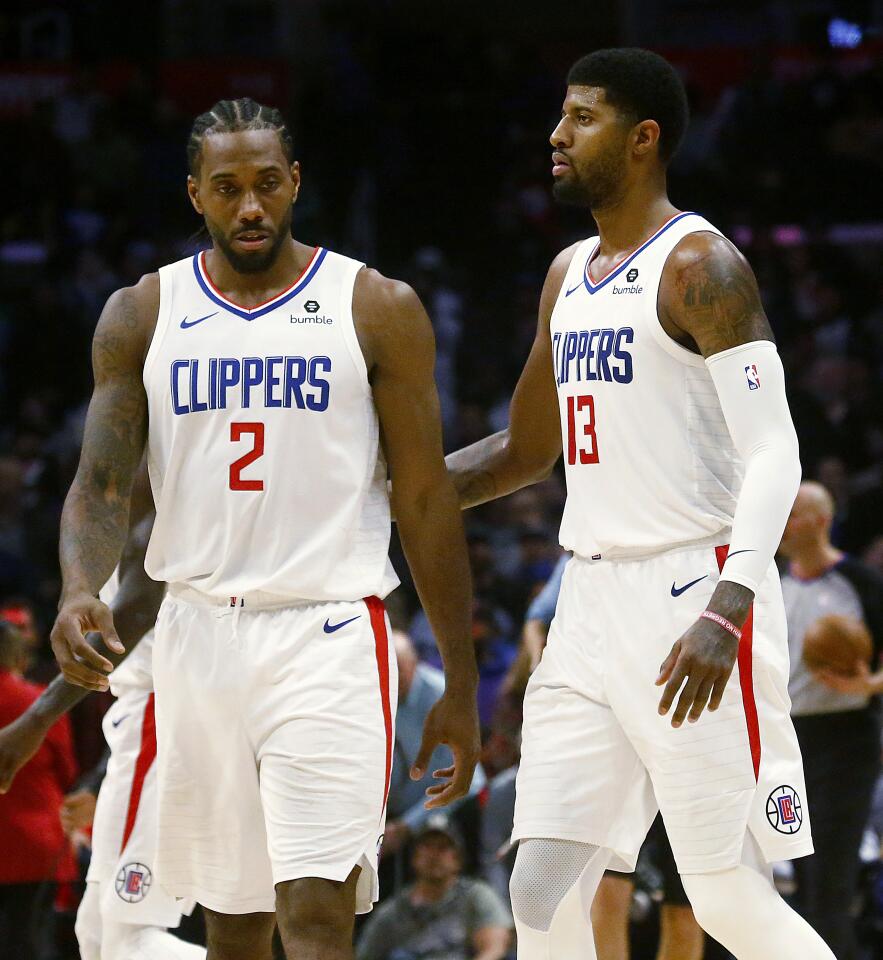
290, 160, 301, 203
632, 119, 661, 158
187, 175, 204, 215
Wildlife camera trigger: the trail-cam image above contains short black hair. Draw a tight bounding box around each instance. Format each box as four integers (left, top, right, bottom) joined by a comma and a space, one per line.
187, 97, 294, 175
566, 48, 689, 164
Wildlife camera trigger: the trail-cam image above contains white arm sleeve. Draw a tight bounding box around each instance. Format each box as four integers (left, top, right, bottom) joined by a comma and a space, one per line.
705, 340, 801, 594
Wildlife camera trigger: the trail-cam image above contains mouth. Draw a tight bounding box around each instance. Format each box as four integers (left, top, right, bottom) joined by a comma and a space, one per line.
233, 231, 271, 250
552, 152, 570, 176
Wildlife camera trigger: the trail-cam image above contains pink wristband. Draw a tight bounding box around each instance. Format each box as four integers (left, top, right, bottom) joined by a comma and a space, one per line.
699, 610, 742, 641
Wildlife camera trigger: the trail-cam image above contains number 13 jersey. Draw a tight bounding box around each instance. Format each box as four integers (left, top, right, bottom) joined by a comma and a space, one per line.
551, 212, 744, 561
142, 247, 398, 602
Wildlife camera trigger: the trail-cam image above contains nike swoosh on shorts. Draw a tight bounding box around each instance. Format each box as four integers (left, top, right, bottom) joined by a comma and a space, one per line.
670, 575, 708, 597
323, 615, 361, 634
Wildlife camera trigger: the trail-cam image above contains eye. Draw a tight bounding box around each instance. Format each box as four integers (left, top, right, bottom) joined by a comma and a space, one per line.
578, 114, 592, 124
217, 183, 237, 195
261, 179, 281, 191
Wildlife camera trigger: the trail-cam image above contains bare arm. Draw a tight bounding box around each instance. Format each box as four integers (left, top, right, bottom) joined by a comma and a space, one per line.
355, 269, 480, 806
50, 276, 156, 687
656, 233, 797, 726
445, 245, 577, 508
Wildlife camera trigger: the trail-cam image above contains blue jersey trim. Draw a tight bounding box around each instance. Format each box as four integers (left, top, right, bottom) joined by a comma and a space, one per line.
192, 248, 328, 320
565, 211, 697, 297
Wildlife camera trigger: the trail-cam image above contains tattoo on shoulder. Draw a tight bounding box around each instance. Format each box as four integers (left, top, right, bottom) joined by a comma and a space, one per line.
672, 243, 774, 357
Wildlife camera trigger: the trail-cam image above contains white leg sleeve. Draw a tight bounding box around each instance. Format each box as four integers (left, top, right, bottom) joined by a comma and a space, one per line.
509, 839, 612, 960
102, 922, 207, 960
75, 881, 103, 960
682, 853, 835, 959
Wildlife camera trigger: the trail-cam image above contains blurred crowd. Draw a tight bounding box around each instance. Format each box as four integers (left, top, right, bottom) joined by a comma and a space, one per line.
1, 21, 882, 960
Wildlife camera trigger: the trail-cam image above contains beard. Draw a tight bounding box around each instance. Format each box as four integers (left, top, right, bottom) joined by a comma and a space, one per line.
552, 145, 626, 210
207, 204, 293, 275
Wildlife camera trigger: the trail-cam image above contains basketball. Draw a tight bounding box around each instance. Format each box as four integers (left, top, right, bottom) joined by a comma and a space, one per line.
801, 614, 873, 676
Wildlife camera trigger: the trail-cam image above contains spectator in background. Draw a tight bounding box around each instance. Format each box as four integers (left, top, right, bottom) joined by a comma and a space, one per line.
358, 818, 512, 960
382, 631, 485, 865
0, 621, 78, 960
779, 481, 883, 960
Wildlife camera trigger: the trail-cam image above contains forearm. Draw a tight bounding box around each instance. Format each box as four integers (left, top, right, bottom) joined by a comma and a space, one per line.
59, 479, 132, 600
395, 479, 477, 691
707, 342, 801, 607
28, 672, 92, 729
445, 429, 551, 510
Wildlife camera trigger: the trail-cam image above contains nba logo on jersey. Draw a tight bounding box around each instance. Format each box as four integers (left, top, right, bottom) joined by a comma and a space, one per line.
115, 862, 153, 902
778, 795, 795, 824
745, 363, 761, 390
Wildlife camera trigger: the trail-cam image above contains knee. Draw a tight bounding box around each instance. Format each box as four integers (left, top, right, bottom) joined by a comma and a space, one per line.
204, 910, 275, 960
680, 873, 729, 937
276, 877, 355, 947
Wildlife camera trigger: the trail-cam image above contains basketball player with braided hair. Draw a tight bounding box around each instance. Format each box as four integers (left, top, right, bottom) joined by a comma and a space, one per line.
446, 49, 835, 959
50, 98, 480, 960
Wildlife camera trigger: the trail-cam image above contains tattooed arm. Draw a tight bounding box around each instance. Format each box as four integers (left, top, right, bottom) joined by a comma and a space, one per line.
444, 244, 575, 509
50, 275, 158, 691
657, 231, 773, 357
655, 233, 800, 726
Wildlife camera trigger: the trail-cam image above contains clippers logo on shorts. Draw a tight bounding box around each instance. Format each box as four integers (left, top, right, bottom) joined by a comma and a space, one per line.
745, 363, 761, 390
766, 785, 803, 834
115, 862, 153, 903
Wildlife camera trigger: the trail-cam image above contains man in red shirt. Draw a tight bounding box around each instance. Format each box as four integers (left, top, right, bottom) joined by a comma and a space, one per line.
0, 621, 78, 960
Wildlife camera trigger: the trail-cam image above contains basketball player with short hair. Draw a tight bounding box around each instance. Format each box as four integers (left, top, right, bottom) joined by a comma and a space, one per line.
446, 49, 834, 959
50, 98, 480, 960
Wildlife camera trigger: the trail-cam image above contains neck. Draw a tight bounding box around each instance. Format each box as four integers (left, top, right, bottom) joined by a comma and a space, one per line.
591, 175, 677, 256
205, 236, 307, 302
789, 541, 843, 579
411, 876, 456, 904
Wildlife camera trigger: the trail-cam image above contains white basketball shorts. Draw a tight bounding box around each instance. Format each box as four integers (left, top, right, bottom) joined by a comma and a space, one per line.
152, 589, 396, 915
513, 543, 813, 874
85, 685, 194, 928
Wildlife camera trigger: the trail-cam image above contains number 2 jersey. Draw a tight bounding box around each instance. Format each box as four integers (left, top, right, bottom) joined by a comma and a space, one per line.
552, 212, 744, 560
142, 247, 399, 602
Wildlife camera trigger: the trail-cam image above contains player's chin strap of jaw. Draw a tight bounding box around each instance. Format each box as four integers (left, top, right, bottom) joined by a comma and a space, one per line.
705, 340, 801, 596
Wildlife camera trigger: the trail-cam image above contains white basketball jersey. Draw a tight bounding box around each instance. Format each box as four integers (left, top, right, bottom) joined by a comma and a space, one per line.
142, 247, 398, 602
552, 212, 743, 560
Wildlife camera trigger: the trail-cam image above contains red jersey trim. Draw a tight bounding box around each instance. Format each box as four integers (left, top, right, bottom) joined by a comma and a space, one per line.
120, 693, 157, 853
365, 596, 394, 814
715, 545, 761, 780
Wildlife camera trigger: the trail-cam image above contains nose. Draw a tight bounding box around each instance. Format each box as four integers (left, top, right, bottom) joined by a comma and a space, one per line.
550, 117, 570, 148
237, 189, 264, 223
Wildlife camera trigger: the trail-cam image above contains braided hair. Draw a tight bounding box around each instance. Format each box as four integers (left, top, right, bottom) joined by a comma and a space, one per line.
187, 98, 295, 175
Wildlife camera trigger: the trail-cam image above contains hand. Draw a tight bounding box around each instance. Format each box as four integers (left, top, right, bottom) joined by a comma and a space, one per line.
656, 616, 739, 727
50, 594, 123, 691
411, 690, 481, 809
60, 789, 97, 836
814, 660, 883, 696
380, 819, 410, 857
0, 714, 50, 793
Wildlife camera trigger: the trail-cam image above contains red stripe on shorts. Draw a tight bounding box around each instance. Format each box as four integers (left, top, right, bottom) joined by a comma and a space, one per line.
120, 693, 157, 854
715, 545, 761, 780
365, 596, 394, 813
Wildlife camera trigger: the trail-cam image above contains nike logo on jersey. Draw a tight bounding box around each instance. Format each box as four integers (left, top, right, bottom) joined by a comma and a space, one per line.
726, 549, 757, 559
111, 714, 129, 728
180, 312, 219, 329
323, 615, 361, 634
671, 575, 708, 597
